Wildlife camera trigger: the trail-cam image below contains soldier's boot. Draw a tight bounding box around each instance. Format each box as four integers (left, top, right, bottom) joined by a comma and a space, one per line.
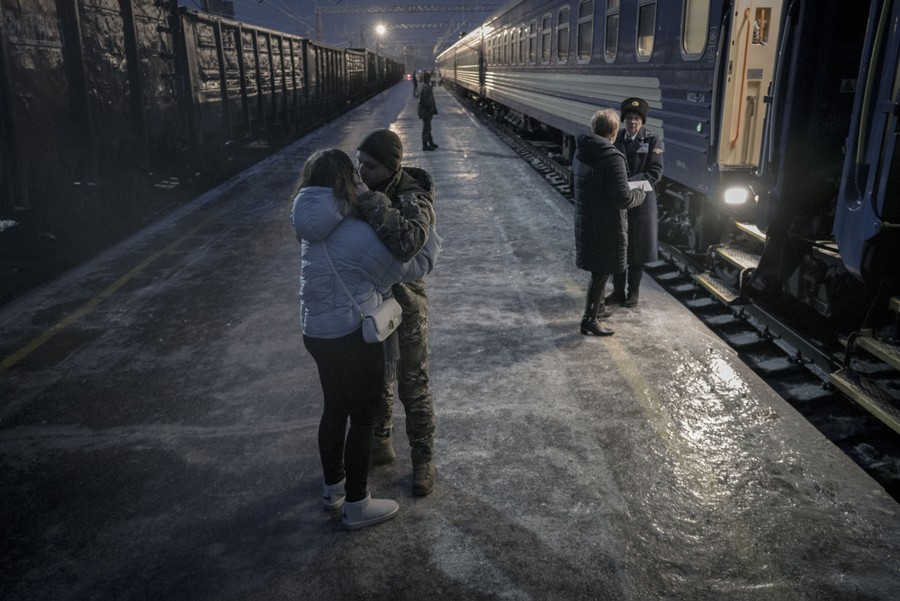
370, 436, 396, 466
412, 460, 436, 496
410, 444, 436, 496
624, 268, 643, 308
605, 272, 627, 306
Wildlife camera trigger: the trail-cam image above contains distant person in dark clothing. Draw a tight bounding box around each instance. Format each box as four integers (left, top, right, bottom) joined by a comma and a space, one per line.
355, 128, 439, 496
610, 97, 663, 308
411, 71, 418, 95
416, 72, 438, 151
572, 108, 646, 336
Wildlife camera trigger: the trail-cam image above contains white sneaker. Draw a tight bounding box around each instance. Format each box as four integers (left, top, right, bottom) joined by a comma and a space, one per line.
342, 493, 399, 530
322, 479, 346, 511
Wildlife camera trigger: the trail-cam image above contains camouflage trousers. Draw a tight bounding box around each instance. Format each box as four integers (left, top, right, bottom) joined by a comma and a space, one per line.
374, 280, 435, 464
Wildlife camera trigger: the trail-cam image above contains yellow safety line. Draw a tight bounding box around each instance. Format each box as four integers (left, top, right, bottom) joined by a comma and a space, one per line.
1, 222, 206, 374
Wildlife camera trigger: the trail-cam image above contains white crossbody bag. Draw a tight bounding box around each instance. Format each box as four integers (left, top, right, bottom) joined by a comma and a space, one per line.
322, 243, 402, 343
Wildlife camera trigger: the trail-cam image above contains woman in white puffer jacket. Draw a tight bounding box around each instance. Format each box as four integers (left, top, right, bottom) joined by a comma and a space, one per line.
291, 148, 441, 530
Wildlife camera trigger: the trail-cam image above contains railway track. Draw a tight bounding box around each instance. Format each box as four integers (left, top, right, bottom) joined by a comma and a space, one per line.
454, 88, 900, 501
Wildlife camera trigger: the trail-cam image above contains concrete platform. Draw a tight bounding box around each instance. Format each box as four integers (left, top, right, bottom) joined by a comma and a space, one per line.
1, 82, 898, 600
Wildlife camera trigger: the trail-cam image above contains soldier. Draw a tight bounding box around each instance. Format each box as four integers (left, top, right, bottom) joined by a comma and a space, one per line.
416, 72, 438, 151
609, 97, 664, 307
355, 128, 438, 496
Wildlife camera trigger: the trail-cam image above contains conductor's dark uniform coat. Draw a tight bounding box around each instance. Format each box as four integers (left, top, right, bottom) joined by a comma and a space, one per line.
614, 127, 663, 265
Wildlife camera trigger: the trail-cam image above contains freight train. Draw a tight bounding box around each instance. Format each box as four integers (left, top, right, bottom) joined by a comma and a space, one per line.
437, 0, 900, 431
0, 0, 403, 301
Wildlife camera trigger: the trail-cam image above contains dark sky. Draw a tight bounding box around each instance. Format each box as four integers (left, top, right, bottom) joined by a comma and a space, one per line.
189, 0, 499, 68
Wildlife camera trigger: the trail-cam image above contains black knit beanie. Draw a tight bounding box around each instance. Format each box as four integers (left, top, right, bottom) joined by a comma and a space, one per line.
357, 128, 403, 173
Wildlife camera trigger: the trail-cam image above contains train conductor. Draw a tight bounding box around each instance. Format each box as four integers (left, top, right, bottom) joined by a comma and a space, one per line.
610, 97, 664, 308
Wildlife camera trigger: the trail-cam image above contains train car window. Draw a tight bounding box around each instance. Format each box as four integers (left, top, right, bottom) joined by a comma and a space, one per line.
682, 0, 709, 57
502, 31, 508, 65
558, 6, 571, 63
752, 8, 771, 45
605, 0, 619, 62
519, 26, 527, 64
636, 0, 656, 60
541, 14, 552, 63
529, 20, 538, 64
578, 0, 595, 62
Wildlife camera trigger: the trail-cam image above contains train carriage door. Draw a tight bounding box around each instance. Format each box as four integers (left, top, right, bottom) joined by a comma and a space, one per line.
719, 0, 784, 167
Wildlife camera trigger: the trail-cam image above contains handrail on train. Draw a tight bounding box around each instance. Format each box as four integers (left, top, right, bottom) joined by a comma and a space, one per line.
709, 8, 731, 162
854, 0, 892, 201
730, 9, 752, 150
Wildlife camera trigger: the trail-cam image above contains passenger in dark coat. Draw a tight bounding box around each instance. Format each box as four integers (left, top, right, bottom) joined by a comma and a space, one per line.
573, 108, 646, 336
611, 97, 663, 307
416, 72, 438, 151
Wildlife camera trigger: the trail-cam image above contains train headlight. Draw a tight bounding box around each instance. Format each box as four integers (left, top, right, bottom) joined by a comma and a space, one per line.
724, 186, 751, 205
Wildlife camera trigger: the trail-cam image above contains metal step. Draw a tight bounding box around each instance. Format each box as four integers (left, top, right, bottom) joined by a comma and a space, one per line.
735, 221, 766, 243
856, 336, 900, 372
830, 368, 900, 435
694, 272, 740, 304
714, 245, 760, 271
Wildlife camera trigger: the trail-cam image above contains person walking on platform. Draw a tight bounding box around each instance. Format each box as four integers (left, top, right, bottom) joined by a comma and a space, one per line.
355, 128, 439, 496
416, 72, 438, 151
573, 108, 646, 336
609, 97, 663, 308
291, 148, 441, 529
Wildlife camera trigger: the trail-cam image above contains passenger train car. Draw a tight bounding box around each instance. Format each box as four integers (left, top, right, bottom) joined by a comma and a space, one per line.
0, 0, 403, 288
438, 0, 900, 429
438, 0, 783, 251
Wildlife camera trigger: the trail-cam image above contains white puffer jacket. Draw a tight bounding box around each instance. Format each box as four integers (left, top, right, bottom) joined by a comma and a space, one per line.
292, 186, 441, 339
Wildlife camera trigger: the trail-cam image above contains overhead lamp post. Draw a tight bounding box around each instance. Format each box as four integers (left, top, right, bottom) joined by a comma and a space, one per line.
375, 23, 386, 56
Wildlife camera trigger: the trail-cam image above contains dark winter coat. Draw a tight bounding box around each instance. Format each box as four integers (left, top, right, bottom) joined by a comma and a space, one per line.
416, 84, 437, 120
573, 133, 646, 274
614, 126, 663, 265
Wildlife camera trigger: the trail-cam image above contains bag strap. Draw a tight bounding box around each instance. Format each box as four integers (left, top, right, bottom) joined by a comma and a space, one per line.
321, 242, 365, 321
